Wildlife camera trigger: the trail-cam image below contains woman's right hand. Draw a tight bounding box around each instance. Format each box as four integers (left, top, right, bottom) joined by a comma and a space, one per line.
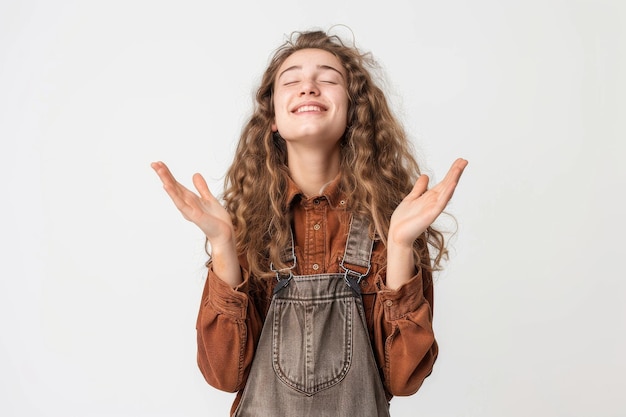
152, 161, 242, 287
151, 161, 234, 248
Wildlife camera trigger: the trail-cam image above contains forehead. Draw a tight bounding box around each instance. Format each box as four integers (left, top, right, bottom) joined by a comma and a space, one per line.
277, 48, 345, 76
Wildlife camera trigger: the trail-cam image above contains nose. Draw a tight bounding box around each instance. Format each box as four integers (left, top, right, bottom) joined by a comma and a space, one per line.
299, 80, 319, 96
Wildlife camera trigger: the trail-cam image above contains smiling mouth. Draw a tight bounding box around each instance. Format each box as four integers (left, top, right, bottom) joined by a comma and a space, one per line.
295, 105, 323, 113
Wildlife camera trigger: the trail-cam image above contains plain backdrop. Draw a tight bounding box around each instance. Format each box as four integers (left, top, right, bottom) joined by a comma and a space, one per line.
1, 0, 625, 416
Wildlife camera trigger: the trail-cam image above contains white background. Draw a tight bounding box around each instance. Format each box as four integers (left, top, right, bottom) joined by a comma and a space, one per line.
1, 0, 625, 416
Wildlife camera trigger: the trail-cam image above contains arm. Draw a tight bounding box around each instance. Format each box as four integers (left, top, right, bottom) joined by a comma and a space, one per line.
152, 161, 259, 389
195, 264, 263, 392
374, 263, 438, 396
386, 158, 468, 289
375, 158, 467, 395
151, 161, 242, 287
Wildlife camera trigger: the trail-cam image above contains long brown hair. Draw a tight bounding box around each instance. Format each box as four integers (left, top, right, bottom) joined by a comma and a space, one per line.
219, 30, 448, 279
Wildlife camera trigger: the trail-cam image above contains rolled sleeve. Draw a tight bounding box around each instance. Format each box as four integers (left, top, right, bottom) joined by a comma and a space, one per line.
196, 266, 263, 393
378, 272, 425, 321
372, 267, 438, 397
207, 268, 250, 320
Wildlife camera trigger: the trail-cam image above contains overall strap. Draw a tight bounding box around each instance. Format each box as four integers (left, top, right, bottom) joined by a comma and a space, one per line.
270, 228, 296, 294
271, 215, 375, 296
340, 215, 375, 296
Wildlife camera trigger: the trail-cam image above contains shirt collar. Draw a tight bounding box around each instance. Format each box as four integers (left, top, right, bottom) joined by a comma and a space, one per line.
284, 172, 344, 209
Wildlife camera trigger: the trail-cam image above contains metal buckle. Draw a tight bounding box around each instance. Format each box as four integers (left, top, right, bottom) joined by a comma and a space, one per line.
340, 259, 370, 296
270, 245, 296, 294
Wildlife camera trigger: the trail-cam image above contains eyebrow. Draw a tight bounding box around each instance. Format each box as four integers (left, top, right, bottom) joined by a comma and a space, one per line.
277, 64, 344, 80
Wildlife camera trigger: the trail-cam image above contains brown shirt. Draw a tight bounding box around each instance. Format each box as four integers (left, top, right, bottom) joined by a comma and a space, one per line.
195, 176, 438, 414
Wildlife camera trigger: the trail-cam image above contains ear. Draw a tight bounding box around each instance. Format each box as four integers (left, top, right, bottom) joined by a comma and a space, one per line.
271, 121, 278, 132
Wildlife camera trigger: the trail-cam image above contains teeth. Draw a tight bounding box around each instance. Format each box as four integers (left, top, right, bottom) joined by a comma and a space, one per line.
296, 105, 322, 113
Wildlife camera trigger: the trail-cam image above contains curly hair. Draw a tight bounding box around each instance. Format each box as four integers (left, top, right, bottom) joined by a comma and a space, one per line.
219, 29, 448, 279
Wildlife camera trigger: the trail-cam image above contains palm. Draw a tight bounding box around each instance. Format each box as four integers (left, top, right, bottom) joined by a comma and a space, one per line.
389, 158, 468, 247
151, 161, 234, 247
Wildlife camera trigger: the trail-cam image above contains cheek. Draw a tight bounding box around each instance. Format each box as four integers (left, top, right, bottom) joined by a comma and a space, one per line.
274, 90, 291, 109
338, 97, 350, 123
271, 94, 284, 132
272, 107, 287, 132
337, 91, 349, 113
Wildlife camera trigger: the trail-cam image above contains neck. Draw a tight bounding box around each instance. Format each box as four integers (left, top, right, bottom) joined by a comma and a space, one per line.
286, 144, 341, 197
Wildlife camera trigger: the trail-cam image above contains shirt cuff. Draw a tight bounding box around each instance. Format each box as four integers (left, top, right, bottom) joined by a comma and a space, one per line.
377, 269, 426, 321
207, 267, 250, 320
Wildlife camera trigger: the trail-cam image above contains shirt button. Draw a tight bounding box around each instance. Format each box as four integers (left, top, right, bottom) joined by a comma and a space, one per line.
312, 263, 320, 270
313, 223, 321, 231
385, 300, 393, 307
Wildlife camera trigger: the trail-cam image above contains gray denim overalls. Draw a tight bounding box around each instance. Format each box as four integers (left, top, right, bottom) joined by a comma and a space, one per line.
233, 215, 391, 416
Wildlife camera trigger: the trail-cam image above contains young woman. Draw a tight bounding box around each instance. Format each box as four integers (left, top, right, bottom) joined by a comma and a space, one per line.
152, 29, 467, 416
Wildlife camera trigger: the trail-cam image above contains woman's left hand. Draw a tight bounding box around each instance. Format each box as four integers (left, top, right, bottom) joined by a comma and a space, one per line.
388, 158, 468, 248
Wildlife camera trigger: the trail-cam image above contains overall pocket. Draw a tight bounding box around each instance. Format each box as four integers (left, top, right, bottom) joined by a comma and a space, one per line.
272, 294, 354, 395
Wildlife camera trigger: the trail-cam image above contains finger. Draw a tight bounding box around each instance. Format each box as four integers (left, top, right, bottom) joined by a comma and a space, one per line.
408, 174, 429, 198
150, 163, 197, 208
151, 161, 179, 188
192, 173, 215, 201
434, 158, 468, 202
154, 164, 188, 201
161, 181, 196, 213
432, 158, 468, 191
442, 158, 468, 185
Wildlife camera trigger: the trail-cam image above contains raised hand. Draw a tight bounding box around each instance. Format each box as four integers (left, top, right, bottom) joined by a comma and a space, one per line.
386, 158, 468, 289
151, 161, 242, 287
151, 161, 234, 246
389, 158, 468, 248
